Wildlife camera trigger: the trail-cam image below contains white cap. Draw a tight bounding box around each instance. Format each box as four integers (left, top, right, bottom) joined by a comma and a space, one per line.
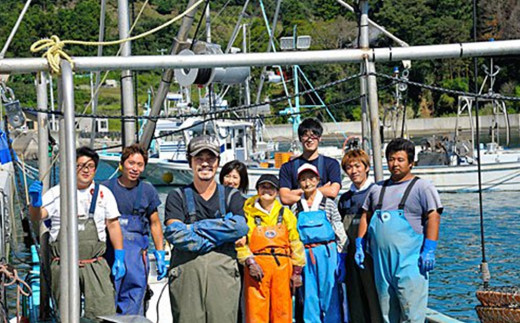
297, 163, 320, 179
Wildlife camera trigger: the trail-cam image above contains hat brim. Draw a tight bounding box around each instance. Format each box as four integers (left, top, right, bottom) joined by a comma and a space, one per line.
189, 147, 220, 157
297, 169, 320, 179
256, 180, 279, 190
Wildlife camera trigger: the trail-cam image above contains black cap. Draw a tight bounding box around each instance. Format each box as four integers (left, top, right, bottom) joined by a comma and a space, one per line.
187, 135, 220, 157
256, 174, 279, 190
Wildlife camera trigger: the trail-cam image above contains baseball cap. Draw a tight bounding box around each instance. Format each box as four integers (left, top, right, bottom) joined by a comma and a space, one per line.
297, 163, 320, 179
256, 174, 279, 190
187, 135, 220, 157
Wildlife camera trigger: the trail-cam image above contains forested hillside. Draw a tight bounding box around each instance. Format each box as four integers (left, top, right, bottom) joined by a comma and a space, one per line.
1, 0, 519, 127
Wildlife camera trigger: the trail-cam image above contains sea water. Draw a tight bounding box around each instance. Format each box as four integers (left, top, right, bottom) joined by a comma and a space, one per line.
6, 179, 520, 322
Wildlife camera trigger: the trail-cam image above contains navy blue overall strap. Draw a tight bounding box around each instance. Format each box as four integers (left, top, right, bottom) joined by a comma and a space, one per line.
319, 195, 327, 209
184, 184, 227, 219
255, 207, 285, 227
184, 186, 197, 217
317, 155, 325, 183
88, 183, 100, 218
398, 177, 420, 210
132, 181, 144, 215
375, 177, 420, 210
217, 184, 226, 216
296, 200, 304, 214
277, 207, 284, 225
375, 179, 391, 210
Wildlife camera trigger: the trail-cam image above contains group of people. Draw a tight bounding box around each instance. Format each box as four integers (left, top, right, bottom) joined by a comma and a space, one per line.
28, 117, 442, 323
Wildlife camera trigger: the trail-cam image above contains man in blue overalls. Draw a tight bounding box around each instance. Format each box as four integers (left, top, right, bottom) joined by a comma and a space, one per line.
356, 138, 442, 323
279, 118, 342, 206
163, 135, 249, 323
104, 144, 166, 315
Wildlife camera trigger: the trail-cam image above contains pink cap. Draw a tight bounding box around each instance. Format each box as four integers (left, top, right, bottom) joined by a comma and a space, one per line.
297, 163, 320, 179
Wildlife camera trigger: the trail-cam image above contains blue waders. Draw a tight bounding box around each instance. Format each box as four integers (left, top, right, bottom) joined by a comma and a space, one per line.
368, 177, 428, 323
297, 198, 342, 323
169, 184, 241, 323
106, 180, 150, 315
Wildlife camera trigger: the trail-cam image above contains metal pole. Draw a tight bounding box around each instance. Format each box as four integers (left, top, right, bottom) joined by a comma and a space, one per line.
3, 40, 520, 73
225, 0, 251, 53
335, 0, 409, 48
118, 0, 136, 147
205, 2, 211, 44
359, 0, 383, 181
139, 0, 200, 150
367, 61, 383, 181
36, 71, 52, 320
254, 0, 282, 104
37, 73, 50, 191
57, 81, 69, 323
243, 24, 251, 107
0, 0, 33, 59
60, 60, 80, 322
358, 0, 371, 152
472, 0, 490, 288
49, 76, 56, 131
90, 0, 107, 148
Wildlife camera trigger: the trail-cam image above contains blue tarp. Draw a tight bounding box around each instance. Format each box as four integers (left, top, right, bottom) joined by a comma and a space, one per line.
0, 129, 15, 164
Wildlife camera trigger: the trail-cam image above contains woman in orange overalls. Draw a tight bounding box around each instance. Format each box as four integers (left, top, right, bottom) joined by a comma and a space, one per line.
237, 174, 306, 323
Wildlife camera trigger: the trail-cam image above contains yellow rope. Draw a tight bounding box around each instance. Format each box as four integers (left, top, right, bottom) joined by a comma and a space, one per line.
30, 0, 204, 74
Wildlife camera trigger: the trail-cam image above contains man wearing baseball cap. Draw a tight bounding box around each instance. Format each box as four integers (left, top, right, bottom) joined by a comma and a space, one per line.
237, 174, 305, 322
163, 135, 249, 322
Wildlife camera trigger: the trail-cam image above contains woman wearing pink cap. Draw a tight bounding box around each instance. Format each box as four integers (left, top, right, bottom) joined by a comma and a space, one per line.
292, 163, 348, 323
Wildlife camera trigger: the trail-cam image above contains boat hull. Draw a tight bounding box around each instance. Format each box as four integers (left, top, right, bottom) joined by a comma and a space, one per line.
99, 155, 520, 192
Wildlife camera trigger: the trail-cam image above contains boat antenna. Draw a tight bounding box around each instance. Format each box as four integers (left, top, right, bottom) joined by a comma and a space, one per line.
472, 0, 491, 288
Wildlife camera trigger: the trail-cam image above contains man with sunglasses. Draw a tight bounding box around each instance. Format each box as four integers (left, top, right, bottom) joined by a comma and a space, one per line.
164, 135, 249, 322
279, 118, 342, 206
28, 146, 125, 320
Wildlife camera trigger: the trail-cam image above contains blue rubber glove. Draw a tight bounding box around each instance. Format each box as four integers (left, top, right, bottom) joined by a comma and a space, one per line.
336, 253, 347, 283
29, 181, 43, 207
419, 239, 437, 274
164, 222, 215, 254
355, 237, 366, 269
112, 249, 126, 281
153, 250, 167, 281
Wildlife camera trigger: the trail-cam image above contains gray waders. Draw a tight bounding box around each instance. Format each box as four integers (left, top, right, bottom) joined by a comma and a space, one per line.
50, 184, 115, 321
168, 185, 240, 323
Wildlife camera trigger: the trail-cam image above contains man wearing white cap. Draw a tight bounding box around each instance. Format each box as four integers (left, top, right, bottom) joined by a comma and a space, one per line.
292, 163, 348, 323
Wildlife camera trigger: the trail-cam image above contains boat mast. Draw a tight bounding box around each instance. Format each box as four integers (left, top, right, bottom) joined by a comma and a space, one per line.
89, 0, 107, 149
359, 0, 384, 181
140, 0, 200, 150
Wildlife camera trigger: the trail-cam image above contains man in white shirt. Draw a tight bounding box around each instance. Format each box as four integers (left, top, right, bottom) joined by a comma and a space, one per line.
29, 146, 126, 320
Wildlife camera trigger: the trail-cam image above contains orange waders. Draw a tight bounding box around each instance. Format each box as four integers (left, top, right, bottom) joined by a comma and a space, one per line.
245, 209, 293, 323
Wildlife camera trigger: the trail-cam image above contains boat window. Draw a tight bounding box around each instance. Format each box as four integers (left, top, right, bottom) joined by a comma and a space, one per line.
236, 129, 244, 148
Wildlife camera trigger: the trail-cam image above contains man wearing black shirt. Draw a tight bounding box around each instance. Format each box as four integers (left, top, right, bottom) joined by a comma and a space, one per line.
164, 135, 248, 323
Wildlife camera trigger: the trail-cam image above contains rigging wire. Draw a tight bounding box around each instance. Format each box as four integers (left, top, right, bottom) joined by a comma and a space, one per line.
472, 0, 490, 289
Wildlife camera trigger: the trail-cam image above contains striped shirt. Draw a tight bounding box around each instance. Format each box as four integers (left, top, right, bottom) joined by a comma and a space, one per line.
291, 192, 348, 253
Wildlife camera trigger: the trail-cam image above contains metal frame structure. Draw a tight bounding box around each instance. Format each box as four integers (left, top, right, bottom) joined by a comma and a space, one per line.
1, 38, 520, 322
